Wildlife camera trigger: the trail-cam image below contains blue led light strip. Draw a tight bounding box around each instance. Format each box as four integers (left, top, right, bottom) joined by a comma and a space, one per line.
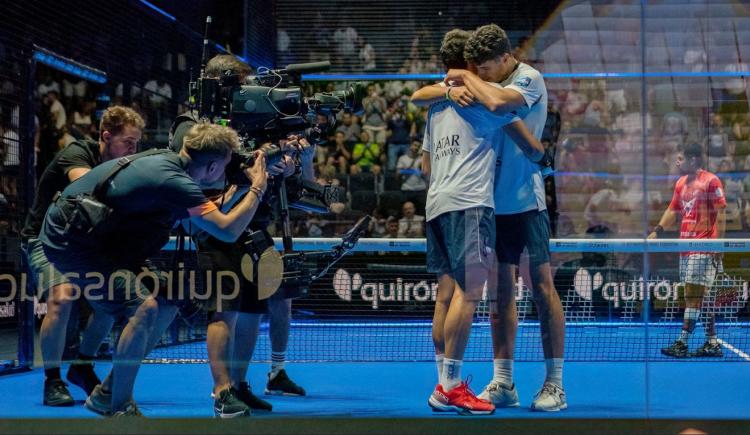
302, 71, 750, 81
136, 1, 249, 64
137, 0, 176, 21
32, 50, 106, 84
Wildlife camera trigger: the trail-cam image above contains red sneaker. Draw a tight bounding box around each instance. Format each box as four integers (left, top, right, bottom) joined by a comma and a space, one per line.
428, 380, 495, 415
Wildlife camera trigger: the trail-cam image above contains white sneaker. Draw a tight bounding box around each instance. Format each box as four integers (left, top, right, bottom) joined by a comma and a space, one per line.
477, 381, 520, 407
531, 382, 567, 412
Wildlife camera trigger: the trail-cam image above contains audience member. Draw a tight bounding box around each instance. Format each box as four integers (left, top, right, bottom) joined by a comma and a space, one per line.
397, 201, 424, 238
351, 130, 382, 174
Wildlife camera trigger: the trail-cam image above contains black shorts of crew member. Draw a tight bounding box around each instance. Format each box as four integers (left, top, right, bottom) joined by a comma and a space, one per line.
196, 234, 270, 317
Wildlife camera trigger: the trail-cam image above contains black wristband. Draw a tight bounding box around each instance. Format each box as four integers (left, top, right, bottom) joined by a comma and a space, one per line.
653, 225, 664, 234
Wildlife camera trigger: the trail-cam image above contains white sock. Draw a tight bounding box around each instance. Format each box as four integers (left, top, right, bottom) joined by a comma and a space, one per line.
707, 334, 718, 345
492, 359, 513, 386
679, 329, 690, 343
270, 351, 286, 380
440, 358, 462, 391
435, 354, 444, 381
545, 358, 564, 388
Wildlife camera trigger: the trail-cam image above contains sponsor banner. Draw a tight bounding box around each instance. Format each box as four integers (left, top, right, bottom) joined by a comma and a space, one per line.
296, 253, 750, 320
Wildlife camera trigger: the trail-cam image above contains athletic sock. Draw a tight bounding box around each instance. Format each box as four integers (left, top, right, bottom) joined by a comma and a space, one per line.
492, 359, 513, 386
435, 354, 444, 381
44, 367, 61, 381
679, 308, 700, 343
707, 334, 718, 345
269, 352, 286, 380
440, 358, 462, 391
544, 358, 564, 388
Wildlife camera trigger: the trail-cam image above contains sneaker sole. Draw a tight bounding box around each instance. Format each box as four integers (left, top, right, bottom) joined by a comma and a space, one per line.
428, 396, 494, 415
43, 398, 75, 407
660, 351, 688, 358
479, 393, 520, 408
84, 398, 111, 416
264, 388, 304, 396
427, 396, 451, 412
531, 402, 568, 412
214, 409, 251, 419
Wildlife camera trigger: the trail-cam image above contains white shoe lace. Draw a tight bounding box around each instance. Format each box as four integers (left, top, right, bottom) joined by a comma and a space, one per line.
536, 383, 562, 402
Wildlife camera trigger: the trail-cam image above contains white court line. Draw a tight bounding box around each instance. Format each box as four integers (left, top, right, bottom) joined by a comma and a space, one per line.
717, 338, 750, 362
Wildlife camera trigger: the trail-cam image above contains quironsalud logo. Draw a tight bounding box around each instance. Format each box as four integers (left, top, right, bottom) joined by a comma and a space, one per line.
333, 269, 362, 302
331, 268, 437, 308
573, 269, 603, 301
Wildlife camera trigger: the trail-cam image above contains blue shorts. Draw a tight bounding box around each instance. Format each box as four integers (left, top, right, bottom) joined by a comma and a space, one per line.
495, 209, 551, 267
426, 207, 495, 296
24, 238, 150, 319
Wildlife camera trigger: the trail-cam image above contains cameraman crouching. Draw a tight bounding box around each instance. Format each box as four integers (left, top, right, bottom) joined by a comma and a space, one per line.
37, 122, 266, 416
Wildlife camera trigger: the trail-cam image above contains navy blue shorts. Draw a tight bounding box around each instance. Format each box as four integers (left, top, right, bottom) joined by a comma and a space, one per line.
426, 207, 495, 295
495, 209, 551, 266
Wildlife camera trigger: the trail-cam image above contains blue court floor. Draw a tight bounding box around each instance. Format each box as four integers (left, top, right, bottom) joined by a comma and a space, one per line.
0, 360, 748, 419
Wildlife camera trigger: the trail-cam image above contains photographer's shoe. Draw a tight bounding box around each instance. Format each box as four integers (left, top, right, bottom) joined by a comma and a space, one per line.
85, 384, 112, 416
43, 378, 74, 407
236, 382, 272, 412
265, 369, 306, 396
111, 400, 143, 418
67, 362, 101, 396
214, 388, 251, 418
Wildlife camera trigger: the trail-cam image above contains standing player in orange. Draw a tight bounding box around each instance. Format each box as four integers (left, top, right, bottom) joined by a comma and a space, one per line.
649, 143, 726, 358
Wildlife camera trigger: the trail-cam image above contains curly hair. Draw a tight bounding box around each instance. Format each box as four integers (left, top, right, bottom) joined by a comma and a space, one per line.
439, 29, 472, 69
182, 122, 240, 163
205, 54, 252, 79
464, 24, 512, 65
99, 106, 145, 139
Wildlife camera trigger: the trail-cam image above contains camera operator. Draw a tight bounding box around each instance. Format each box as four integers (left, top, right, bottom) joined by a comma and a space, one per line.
36, 121, 267, 416
22, 106, 144, 407
196, 136, 313, 418
170, 54, 315, 417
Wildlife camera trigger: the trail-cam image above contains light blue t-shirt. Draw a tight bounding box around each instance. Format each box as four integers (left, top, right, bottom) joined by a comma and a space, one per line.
422, 95, 519, 222
493, 62, 548, 215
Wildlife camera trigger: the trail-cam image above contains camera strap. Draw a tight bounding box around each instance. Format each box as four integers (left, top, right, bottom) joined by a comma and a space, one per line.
92, 148, 171, 201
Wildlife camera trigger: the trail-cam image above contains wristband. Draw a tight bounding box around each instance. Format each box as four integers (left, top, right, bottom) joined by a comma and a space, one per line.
446, 86, 453, 101
250, 186, 265, 198
653, 225, 664, 234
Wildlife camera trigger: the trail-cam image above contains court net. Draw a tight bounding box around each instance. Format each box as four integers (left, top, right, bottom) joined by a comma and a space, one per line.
145, 238, 750, 363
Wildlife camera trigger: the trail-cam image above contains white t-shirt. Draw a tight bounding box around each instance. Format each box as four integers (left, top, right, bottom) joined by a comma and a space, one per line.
493, 62, 548, 215
423, 91, 519, 221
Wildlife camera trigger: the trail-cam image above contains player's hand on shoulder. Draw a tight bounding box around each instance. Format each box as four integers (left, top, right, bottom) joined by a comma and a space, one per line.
449, 86, 475, 107
444, 69, 467, 86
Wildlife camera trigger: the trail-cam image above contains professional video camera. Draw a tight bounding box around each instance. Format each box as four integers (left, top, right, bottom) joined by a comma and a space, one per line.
179, 17, 368, 301
192, 58, 366, 145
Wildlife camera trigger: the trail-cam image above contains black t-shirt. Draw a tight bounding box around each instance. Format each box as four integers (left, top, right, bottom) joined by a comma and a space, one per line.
21, 140, 101, 241
40, 152, 213, 266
